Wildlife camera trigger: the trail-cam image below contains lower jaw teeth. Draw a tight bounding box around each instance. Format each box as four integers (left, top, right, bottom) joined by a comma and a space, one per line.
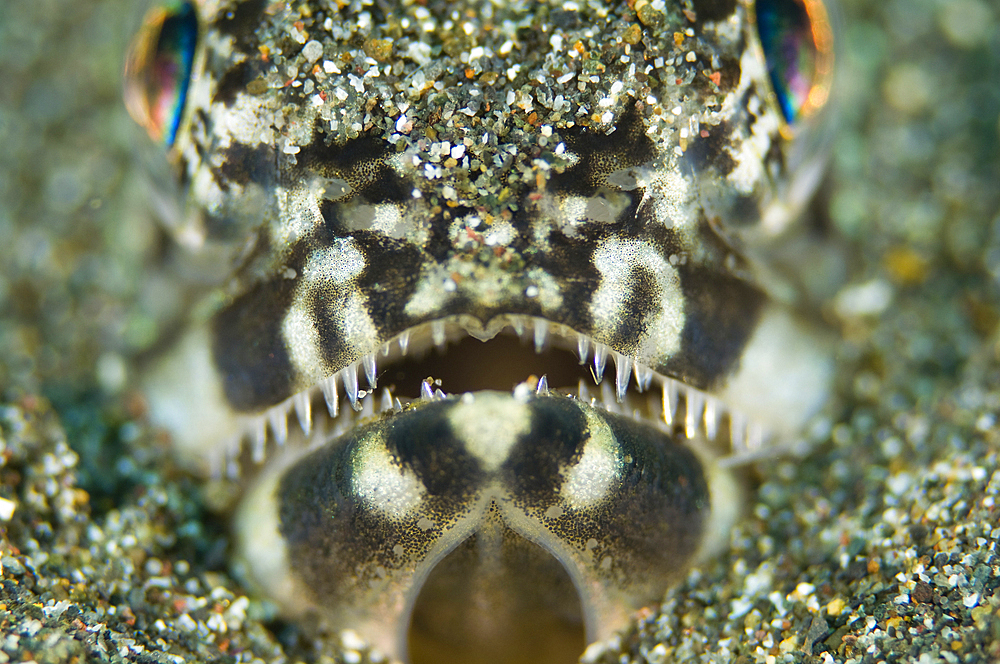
226, 364, 766, 480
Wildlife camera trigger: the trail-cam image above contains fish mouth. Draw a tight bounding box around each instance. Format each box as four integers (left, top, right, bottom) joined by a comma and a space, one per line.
232, 316, 752, 664
139, 300, 828, 663
225, 314, 769, 478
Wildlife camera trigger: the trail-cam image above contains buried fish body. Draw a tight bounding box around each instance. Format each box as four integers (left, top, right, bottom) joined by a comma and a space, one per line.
125, 0, 838, 661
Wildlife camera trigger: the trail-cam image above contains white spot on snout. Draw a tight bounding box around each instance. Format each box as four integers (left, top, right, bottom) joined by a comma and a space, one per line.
647, 168, 695, 231
560, 407, 621, 508
448, 392, 532, 472
351, 431, 426, 519
282, 304, 325, 385
589, 238, 685, 363
302, 237, 365, 284
296, 237, 381, 357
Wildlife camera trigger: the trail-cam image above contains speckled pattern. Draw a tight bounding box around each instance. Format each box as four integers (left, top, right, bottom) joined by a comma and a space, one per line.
135, 0, 836, 476
1, 1, 999, 663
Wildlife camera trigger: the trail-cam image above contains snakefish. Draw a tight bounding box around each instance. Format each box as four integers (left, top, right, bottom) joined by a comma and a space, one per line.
124, 0, 837, 661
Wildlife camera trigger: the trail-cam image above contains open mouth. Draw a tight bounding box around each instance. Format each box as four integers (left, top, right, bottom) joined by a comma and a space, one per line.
229, 314, 768, 478
231, 316, 751, 664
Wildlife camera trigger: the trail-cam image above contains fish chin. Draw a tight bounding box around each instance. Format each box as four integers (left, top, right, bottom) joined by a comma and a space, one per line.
234, 389, 744, 664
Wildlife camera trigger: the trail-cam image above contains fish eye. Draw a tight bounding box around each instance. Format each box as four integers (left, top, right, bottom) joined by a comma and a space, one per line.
755, 0, 835, 125
124, 0, 198, 147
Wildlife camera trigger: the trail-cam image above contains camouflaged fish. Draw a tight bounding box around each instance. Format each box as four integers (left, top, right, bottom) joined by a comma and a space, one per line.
125, 0, 837, 661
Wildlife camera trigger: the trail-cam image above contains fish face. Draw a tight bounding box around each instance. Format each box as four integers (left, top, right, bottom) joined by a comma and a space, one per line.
125, 0, 837, 661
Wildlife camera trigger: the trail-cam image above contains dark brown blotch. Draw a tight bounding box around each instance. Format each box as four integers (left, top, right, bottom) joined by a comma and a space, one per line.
212, 276, 298, 411
212, 59, 267, 107
297, 132, 412, 204
662, 261, 767, 389
213, 0, 267, 51
682, 119, 737, 178
601, 264, 660, 355
548, 103, 655, 196
717, 55, 742, 92
686, 0, 739, 24
219, 142, 277, 187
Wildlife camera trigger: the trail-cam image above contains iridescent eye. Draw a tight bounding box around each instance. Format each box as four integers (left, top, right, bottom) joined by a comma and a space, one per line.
755, 0, 834, 124
124, 0, 198, 147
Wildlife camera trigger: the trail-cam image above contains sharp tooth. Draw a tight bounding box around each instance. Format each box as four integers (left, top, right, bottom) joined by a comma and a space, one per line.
341, 365, 360, 410
420, 379, 434, 401
220, 437, 240, 479
394, 397, 403, 412
536, 375, 549, 396
363, 354, 378, 389
431, 320, 446, 349
592, 344, 608, 384
614, 353, 631, 402
399, 330, 411, 355
577, 335, 590, 365
703, 397, 719, 441
360, 392, 374, 418
380, 387, 394, 412
577, 379, 593, 405
332, 414, 350, 439
534, 319, 549, 353
320, 375, 339, 417
730, 412, 747, 451
268, 407, 288, 446
685, 390, 704, 439
381, 342, 391, 356
434, 388, 447, 400
251, 418, 267, 464
511, 317, 525, 337
227, 436, 242, 464
662, 379, 677, 428
633, 362, 653, 392
600, 379, 617, 411
293, 391, 312, 436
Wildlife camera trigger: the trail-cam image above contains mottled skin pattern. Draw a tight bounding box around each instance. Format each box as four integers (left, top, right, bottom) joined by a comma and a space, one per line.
130, 0, 836, 661
143, 0, 834, 463
238, 391, 725, 660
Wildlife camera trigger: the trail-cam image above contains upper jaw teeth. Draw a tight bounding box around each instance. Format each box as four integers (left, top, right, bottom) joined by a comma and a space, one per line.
223, 315, 771, 478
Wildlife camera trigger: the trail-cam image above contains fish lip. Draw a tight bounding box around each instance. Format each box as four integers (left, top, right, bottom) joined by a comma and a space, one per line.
232, 375, 750, 664
221, 313, 769, 479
